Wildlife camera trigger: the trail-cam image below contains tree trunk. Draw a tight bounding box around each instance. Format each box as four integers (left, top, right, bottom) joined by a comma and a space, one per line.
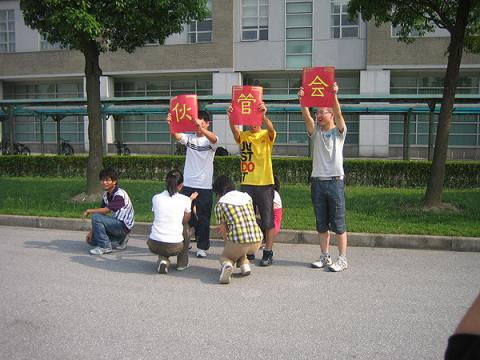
84, 41, 104, 196
423, 0, 471, 207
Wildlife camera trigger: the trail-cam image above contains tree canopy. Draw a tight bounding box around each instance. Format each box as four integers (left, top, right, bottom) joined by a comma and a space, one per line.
348, 0, 480, 51
20, 0, 209, 52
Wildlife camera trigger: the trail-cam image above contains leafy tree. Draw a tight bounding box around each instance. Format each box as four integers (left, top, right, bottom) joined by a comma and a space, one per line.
20, 0, 209, 195
348, 0, 480, 207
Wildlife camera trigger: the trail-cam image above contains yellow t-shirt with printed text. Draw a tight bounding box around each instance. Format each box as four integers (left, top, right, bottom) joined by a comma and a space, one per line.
238, 130, 275, 185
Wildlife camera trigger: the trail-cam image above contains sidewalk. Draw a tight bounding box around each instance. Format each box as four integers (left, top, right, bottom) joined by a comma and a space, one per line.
1, 214, 479, 252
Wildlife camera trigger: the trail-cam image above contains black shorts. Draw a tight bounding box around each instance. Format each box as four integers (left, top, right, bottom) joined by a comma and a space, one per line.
240, 184, 274, 231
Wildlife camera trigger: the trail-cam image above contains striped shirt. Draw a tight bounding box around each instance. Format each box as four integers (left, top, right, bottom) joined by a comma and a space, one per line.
101, 186, 135, 230
215, 190, 263, 244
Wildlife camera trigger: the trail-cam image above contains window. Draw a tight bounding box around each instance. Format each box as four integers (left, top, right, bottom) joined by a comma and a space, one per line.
114, 77, 212, 143
391, 26, 422, 38
4, 81, 84, 143
331, 1, 359, 38
390, 72, 480, 147
242, 0, 268, 41
0, 9, 15, 52
40, 34, 64, 51
389, 114, 480, 147
189, 0, 212, 43
115, 77, 212, 97
286, 0, 312, 69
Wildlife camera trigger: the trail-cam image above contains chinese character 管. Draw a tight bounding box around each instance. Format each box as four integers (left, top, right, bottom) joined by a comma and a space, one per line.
237, 93, 256, 114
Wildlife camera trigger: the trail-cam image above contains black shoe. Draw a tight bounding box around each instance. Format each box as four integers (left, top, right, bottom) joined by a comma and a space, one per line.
259, 250, 273, 267
247, 253, 255, 260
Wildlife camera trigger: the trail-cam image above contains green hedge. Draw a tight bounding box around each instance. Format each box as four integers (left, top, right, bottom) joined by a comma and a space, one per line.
0, 155, 479, 188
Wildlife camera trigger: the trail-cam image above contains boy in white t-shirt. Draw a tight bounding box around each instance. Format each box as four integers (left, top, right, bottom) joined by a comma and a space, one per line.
167, 110, 218, 259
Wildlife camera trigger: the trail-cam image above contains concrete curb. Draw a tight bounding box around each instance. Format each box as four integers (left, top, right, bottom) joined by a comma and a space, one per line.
0, 214, 479, 252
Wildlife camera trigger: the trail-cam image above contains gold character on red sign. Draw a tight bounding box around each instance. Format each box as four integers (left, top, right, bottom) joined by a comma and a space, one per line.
308, 76, 329, 97
171, 102, 192, 121
237, 93, 256, 115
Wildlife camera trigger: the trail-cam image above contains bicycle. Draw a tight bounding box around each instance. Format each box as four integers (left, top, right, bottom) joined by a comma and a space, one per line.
1, 140, 30, 155
60, 139, 75, 155
14, 142, 31, 155
115, 140, 131, 155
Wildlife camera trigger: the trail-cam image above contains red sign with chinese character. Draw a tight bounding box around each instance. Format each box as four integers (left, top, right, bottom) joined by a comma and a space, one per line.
301, 67, 336, 107
231, 86, 263, 126
169, 94, 198, 132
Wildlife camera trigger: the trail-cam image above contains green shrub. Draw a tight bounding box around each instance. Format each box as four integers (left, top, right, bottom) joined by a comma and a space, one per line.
0, 155, 478, 188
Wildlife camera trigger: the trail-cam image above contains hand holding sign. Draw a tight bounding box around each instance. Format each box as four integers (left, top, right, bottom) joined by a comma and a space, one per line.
169, 94, 198, 133
300, 67, 336, 108
230, 86, 263, 126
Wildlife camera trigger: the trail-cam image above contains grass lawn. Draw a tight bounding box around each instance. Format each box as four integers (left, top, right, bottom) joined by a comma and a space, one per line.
0, 177, 479, 237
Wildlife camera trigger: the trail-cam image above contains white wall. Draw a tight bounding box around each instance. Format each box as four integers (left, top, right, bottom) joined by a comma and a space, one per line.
359, 70, 390, 157
212, 71, 242, 154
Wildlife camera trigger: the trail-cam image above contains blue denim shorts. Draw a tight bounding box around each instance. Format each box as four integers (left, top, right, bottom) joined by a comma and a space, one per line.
310, 178, 346, 234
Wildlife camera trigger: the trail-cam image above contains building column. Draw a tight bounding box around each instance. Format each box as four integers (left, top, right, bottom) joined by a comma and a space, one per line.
212, 71, 242, 154
359, 70, 390, 157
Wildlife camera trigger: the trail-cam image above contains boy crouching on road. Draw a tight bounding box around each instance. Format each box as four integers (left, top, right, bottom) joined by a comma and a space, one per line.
83, 168, 135, 255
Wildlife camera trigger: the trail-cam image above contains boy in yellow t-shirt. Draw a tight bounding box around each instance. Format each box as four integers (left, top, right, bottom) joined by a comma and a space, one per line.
227, 102, 277, 266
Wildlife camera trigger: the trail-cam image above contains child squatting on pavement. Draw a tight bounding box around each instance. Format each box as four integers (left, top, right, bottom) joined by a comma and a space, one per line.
83, 168, 135, 255
213, 175, 263, 284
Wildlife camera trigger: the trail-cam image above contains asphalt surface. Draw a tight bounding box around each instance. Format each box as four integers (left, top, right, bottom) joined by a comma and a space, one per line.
0, 225, 479, 360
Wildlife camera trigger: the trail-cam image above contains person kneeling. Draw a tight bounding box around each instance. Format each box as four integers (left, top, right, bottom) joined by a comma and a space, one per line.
213, 175, 263, 284
147, 170, 197, 274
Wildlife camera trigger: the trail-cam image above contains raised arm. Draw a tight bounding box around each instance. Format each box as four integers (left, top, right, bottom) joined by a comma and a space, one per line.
259, 103, 276, 141
297, 87, 315, 136
167, 112, 183, 141
227, 104, 241, 144
332, 82, 346, 133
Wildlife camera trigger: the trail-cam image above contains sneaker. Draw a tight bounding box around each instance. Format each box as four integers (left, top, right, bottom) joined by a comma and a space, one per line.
196, 249, 207, 258
176, 264, 190, 271
156, 259, 169, 274
114, 234, 129, 250
311, 253, 332, 268
329, 256, 348, 272
89, 246, 112, 255
259, 249, 273, 267
219, 263, 233, 284
240, 263, 251, 276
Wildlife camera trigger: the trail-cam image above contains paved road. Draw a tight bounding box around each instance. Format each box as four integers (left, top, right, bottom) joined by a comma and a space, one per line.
0, 226, 479, 360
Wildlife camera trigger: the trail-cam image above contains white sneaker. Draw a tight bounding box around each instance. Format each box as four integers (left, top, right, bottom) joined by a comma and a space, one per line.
329, 256, 348, 272
89, 247, 112, 255
219, 263, 233, 284
196, 249, 207, 258
176, 264, 190, 271
156, 259, 169, 274
311, 253, 332, 268
240, 263, 251, 276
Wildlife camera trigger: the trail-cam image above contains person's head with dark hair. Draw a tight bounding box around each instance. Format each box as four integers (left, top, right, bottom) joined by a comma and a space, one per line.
165, 169, 184, 197
274, 175, 280, 192
212, 175, 236, 197
194, 110, 211, 135
98, 168, 119, 192
198, 110, 210, 122
99, 168, 118, 182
